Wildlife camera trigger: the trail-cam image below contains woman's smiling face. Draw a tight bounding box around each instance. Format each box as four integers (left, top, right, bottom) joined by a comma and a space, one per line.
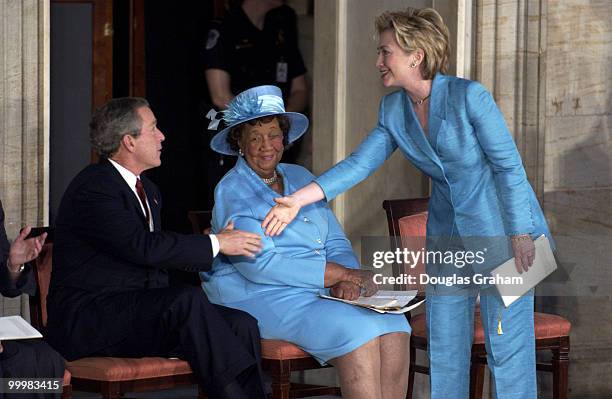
376, 29, 418, 89
240, 117, 285, 179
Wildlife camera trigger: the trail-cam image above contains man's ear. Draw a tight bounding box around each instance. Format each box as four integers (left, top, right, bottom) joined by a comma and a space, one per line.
120, 134, 136, 153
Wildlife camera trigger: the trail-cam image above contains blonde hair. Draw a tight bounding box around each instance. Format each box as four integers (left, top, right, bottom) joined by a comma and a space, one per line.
375, 7, 450, 80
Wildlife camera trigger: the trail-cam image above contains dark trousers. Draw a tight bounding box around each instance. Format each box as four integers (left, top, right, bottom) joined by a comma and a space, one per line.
0, 339, 65, 399
96, 286, 265, 399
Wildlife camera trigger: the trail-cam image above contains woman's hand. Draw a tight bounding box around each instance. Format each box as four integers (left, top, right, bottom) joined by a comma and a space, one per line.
330, 281, 361, 301
261, 195, 302, 236
345, 269, 378, 297
511, 234, 535, 273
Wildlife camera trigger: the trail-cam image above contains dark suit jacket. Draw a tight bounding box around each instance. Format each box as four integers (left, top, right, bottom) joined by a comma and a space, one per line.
47, 159, 214, 359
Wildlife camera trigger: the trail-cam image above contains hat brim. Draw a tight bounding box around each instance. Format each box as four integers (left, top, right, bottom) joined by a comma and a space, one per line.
210, 112, 309, 156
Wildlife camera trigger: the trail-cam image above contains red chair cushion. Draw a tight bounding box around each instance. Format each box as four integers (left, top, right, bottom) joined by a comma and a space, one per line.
261, 339, 311, 360
533, 312, 572, 337
411, 310, 571, 343
66, 357, 193, 382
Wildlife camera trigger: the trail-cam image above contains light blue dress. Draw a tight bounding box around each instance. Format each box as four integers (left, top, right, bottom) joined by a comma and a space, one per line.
201, 157, 410, 364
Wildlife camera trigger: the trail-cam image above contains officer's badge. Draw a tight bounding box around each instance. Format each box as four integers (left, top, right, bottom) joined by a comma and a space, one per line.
206, 29, 220, 50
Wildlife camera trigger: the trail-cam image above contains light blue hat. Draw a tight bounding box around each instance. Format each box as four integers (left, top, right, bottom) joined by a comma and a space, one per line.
210, 85, 309, 156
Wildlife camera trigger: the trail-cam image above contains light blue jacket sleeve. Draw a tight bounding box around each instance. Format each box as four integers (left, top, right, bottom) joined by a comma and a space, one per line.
315, 98, 398, 201
220, 209, 326, 288
322, 205, 360, 269
465, 82, 534, 235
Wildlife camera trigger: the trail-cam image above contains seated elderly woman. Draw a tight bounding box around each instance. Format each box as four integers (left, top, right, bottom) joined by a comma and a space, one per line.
201, 85, 411, 399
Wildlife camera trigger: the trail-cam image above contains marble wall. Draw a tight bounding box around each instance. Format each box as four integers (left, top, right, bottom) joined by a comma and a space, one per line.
0, 0, 49, 318
474, 0, 612, 396
541, 0, 612, 397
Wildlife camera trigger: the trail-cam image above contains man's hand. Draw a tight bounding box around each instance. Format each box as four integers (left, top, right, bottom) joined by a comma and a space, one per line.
262, 195, 302, 236
216, 221, 262, 258
8, 226, 47, 273
330, 281, 361, 301
345, 269, 378, 297
511, 234, 535, 273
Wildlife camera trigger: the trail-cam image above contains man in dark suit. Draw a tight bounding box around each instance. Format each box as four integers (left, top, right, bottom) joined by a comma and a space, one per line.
1, 200, 64, 398
46, 98, 265, 399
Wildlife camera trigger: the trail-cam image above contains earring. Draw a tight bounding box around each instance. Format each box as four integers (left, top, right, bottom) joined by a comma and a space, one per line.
238, 148, 244, 156
410, 62, 417, 68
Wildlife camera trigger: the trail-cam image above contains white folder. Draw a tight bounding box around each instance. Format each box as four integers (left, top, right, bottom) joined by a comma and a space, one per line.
490, 235, 557, 307
0, 315, 43, 340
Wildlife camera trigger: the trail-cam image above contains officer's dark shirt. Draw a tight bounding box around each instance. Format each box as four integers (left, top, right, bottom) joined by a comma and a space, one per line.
203, 5, 307, 100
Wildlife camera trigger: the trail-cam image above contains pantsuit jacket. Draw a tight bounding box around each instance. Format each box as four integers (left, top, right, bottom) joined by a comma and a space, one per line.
47, 160, 214, 359
315, 74, 551, 269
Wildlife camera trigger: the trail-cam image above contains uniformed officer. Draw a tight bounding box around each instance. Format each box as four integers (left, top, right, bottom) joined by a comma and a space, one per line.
200, 0, 309, 210
203, 0, 308, 112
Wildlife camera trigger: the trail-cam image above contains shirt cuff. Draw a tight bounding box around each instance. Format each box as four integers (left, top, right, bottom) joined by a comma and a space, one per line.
209, 234, 220, 257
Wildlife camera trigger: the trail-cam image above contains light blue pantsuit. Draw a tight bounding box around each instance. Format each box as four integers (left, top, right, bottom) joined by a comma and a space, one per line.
202, 157, 410, 364
314, 74, 551, 398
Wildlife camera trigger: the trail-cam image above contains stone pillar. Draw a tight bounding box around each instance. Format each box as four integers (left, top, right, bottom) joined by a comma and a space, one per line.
0, 0, 49, 318
473, 0, 546, 196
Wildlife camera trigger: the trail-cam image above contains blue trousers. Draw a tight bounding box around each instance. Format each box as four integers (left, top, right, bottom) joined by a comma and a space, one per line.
426, 288, 536, 399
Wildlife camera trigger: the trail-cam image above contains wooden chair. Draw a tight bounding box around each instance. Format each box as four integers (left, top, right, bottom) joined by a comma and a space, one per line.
382, 198, 571, 399
27, 227, 205, 399
188, 211, 341, 399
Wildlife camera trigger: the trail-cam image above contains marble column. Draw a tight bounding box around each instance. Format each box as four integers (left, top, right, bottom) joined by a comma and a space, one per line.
0, 0, 50, 319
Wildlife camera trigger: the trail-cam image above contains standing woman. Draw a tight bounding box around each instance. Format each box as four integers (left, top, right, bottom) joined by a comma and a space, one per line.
262, 7, 551, 399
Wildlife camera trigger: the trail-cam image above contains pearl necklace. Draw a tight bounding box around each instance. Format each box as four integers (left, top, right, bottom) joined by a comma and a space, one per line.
261, 170, 279, 185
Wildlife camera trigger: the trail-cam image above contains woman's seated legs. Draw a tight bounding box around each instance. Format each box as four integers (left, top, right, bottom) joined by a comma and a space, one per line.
329, 337, 382, 399
380, 332, 410, 399
329, 332, 410, 399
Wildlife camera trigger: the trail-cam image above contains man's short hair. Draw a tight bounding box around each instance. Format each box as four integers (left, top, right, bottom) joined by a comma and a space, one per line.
90, 97, 150, 158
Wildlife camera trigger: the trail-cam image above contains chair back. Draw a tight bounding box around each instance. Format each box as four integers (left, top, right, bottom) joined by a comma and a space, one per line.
382, 198, 429, 292
187, 210, 213, 234
26, 227, 54, 333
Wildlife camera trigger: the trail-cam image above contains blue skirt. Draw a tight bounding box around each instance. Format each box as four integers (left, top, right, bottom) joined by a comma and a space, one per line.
224, 287, 411, 364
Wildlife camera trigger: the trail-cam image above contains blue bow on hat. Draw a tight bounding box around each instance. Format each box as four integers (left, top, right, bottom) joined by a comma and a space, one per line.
209, 85, 309, 156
